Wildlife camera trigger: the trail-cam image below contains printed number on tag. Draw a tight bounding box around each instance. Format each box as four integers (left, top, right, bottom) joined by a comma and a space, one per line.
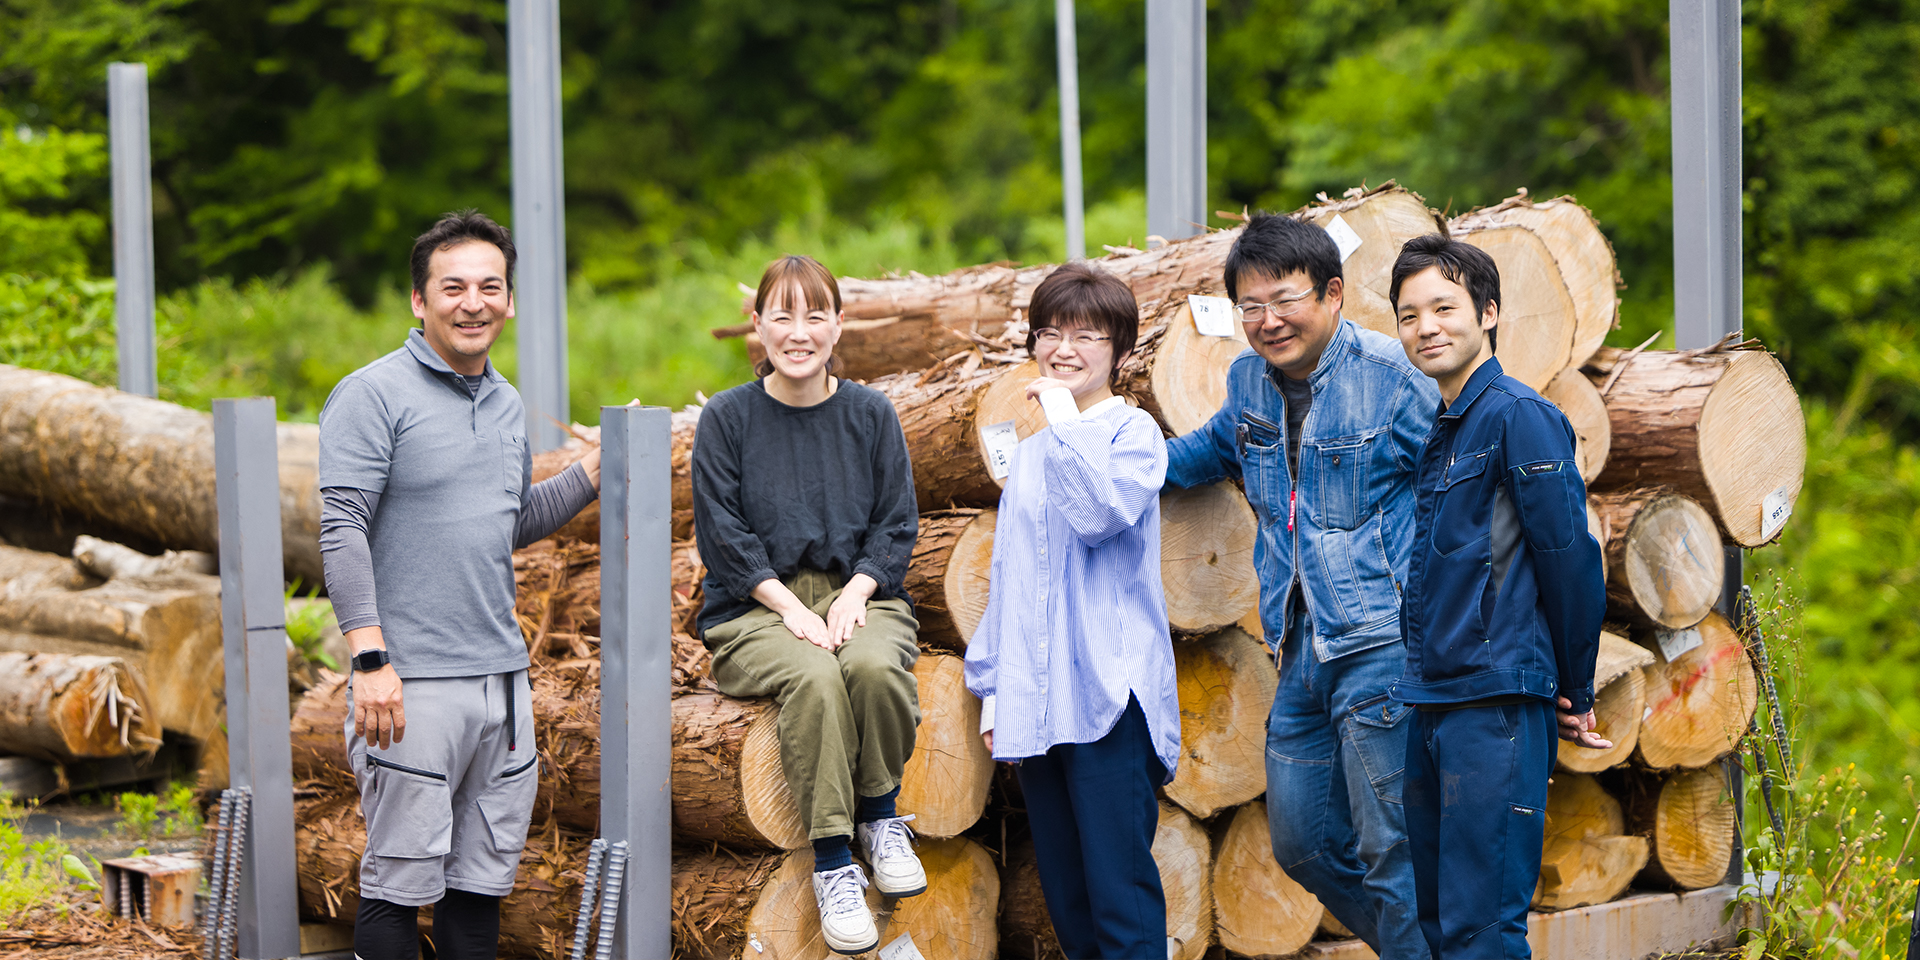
1188, 294, 1237, 338
1761, 484, 1794, 541
1654, 626, 1703, 662
980, 420, 1020, 480
1325, 215, 1364, 263
880, 934, 927, 960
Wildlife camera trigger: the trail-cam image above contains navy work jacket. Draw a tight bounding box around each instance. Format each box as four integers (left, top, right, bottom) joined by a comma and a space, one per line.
1388, 357, 1607, 714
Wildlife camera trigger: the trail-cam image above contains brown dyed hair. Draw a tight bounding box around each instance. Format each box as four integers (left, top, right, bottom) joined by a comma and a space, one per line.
752, 255, 843, 377
1025, 261, 1139, 381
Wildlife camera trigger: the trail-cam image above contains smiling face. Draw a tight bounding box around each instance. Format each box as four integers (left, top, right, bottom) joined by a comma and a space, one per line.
1032, 321, 1120, 400
411, 239, 513, 375
1238, 269, 1343, 379
1395, 264, 1497, 396
754, 280, 841, 384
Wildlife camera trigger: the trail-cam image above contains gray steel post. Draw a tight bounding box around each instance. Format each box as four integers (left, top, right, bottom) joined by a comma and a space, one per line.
1056, 0, 1085, 260
1145, 0, 1206, 245
510, 0, 570, 452
597, 405, 673, 959
212, 399, 301, 960
108, 62, 157, 398
1669, 0, 1742, 349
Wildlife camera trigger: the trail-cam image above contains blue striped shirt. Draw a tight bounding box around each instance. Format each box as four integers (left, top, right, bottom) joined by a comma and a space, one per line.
964, 396, 1182, 779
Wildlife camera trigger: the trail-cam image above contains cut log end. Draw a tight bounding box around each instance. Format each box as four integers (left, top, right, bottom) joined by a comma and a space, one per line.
897, 652, 993, 838
1211, 801, 1323, 958
1455, 225, 1576, 390
1160, 483, 1260, 634
1592, 489, 1724, 630
1557, 632, 1653, 773
1147, 304, 1252, 436
876, 836, 1000, 960
1535, 771, 1647, 910
1543, 367, 1611, 484
1156, 801, 1216, 960
1164, 627, 1278, 819
1630, 765, 1738, 890
1634, 611, 1758, 770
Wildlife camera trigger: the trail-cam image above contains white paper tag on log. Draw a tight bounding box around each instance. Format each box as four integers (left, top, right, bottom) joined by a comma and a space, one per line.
1188, 294, 1237, 337
1325, 214, 1364, 263
981, 420, 1020, 480
881, 934, 926, 960
1761, 484, 1795, 541
1654, 625, 1703, 662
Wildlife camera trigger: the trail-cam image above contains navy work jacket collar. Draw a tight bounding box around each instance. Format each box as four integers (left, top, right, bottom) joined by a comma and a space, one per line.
1437, 355, 1504, 421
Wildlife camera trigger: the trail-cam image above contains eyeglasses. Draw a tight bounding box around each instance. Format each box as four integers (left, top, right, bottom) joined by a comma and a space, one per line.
1033, 328, 1112, 348
1234, 289, 1317, 323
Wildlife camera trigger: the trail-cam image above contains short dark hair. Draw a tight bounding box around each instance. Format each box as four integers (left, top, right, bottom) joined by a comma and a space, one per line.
1223, 213, 1343, 303
1026, 261, 1140, 378
1388, 234, 1502, 352
411, 209, 516, 295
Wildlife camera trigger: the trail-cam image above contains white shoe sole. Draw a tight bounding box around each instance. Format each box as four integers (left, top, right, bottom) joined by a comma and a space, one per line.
825, 931, 880, 955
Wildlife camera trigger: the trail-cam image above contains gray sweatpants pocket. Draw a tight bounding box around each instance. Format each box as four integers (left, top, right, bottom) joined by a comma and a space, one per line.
365, 759, 453, 859
478, 757, 538, 856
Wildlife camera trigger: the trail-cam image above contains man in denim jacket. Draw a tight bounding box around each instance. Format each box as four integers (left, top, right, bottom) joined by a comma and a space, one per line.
1387, 234, 1607, 959
1167, 214, 1437, 957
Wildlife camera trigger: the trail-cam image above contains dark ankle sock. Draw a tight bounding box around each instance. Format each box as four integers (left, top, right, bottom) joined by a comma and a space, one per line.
354, 896, 421, 960
813, 835, 854, 872
855, 787, 900, 825
432, 888, 502, 960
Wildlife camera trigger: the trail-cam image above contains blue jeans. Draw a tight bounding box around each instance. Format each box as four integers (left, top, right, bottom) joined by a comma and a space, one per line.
1265, 609, 1424, 959
1406, 700, 1556, 959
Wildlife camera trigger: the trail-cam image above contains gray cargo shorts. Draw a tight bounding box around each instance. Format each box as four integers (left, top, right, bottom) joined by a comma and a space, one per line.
345, 671, 537, 906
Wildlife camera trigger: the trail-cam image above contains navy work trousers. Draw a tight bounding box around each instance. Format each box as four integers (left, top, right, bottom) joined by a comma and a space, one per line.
1017, 695, 1167, 960
1404, 698, 1556, 959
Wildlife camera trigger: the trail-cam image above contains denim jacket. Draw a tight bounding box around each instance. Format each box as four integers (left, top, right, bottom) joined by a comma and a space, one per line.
1387, 358, 1607, 714
1167, 319, 1439, 662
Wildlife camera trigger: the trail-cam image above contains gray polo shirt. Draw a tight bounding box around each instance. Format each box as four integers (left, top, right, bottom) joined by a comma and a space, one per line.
318, 329, 536, 679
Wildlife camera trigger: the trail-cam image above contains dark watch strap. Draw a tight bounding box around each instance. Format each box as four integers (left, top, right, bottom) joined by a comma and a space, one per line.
352, 648, 391, 672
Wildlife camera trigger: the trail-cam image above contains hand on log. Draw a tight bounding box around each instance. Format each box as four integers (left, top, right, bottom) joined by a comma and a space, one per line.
1555, 698, 1613, 750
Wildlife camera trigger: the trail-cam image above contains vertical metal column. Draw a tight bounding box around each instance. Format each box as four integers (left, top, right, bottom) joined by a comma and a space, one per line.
1670, 0, 1743, 350
212, 398, 300, 960
108, 62, 157, 398
597, 405, 673, 959
1055, 0, 1086, 260
1145, 0, 1206, 245
510, 0, 570, 452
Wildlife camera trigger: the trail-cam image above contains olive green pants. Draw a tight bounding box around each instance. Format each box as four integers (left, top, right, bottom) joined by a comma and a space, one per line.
704, 569, 921, 840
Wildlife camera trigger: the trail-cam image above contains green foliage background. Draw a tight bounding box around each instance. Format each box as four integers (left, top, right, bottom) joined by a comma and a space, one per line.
4, 0, 1920, 893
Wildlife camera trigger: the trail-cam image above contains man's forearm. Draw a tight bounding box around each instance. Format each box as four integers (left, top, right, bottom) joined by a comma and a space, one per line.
345, 625, 387, 653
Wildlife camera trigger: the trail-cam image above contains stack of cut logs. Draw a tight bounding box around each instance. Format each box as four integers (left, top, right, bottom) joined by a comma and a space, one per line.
0, 182, 1802, 959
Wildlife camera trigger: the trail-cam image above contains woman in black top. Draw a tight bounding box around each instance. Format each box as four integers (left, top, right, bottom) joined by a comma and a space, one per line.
690, 255, 922, 956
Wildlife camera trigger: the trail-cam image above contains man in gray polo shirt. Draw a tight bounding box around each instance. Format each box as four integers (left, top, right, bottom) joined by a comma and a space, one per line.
319, 210, 599, 960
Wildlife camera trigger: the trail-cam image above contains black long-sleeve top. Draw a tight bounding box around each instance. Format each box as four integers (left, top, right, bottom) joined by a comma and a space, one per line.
691, 379, 919, 636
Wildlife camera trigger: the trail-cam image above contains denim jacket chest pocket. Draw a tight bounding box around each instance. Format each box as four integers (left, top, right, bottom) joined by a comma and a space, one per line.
1236, 413, 1286, 524
1304, 430, 1383, 531
1431, 445, 1496, 557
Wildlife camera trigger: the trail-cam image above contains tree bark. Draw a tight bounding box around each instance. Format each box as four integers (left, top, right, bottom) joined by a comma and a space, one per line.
1210, 801, 1324, 959
1164, 627, 1279, 819
1589, 489, 1724, 630
1534, 772, 1650, 910
0, 364, 323, 583
1542, 367, 1611, 484
1451, 193, 1620, 365
1634, 611, 1758, 770
1443, 222, 1578, 390
903, 510, 994, 652
874, 370, 1009, 512
898, 652, 994, 838
1586, 344, 1805, 546
0, 544, 225, 754
1556, 631, 1655, 773
1626, 764, 1738, 890
528, 407, 700, 542
0, 651, 163, 761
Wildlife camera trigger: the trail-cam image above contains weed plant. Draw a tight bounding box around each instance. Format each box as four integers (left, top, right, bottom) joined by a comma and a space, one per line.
285, 580, 339, 671
0, 792, 77, 925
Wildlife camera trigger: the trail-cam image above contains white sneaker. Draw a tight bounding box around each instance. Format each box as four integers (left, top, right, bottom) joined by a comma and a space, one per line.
857, 814, 927, 898
811, 863, 879, 955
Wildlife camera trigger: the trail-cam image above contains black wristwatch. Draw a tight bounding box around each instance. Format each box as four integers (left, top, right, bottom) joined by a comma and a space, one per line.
352, 649, 392, 673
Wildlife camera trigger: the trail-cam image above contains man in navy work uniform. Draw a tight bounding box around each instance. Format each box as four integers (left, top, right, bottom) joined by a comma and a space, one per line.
1166, 214, 1437, 958
1387, 233, 1608, 960
319, 210, 602, 960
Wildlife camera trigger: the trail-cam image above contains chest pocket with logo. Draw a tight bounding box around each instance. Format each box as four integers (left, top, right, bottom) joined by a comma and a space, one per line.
1236, 414, 1285, 526
1430, 446, 1494, 557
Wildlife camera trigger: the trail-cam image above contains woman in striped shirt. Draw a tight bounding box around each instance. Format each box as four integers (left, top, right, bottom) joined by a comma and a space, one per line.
964, 261, 1181, 959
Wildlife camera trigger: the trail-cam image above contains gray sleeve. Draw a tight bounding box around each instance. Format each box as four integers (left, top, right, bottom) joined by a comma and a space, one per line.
513, 461, 599, 548
321, 486, 383, 634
